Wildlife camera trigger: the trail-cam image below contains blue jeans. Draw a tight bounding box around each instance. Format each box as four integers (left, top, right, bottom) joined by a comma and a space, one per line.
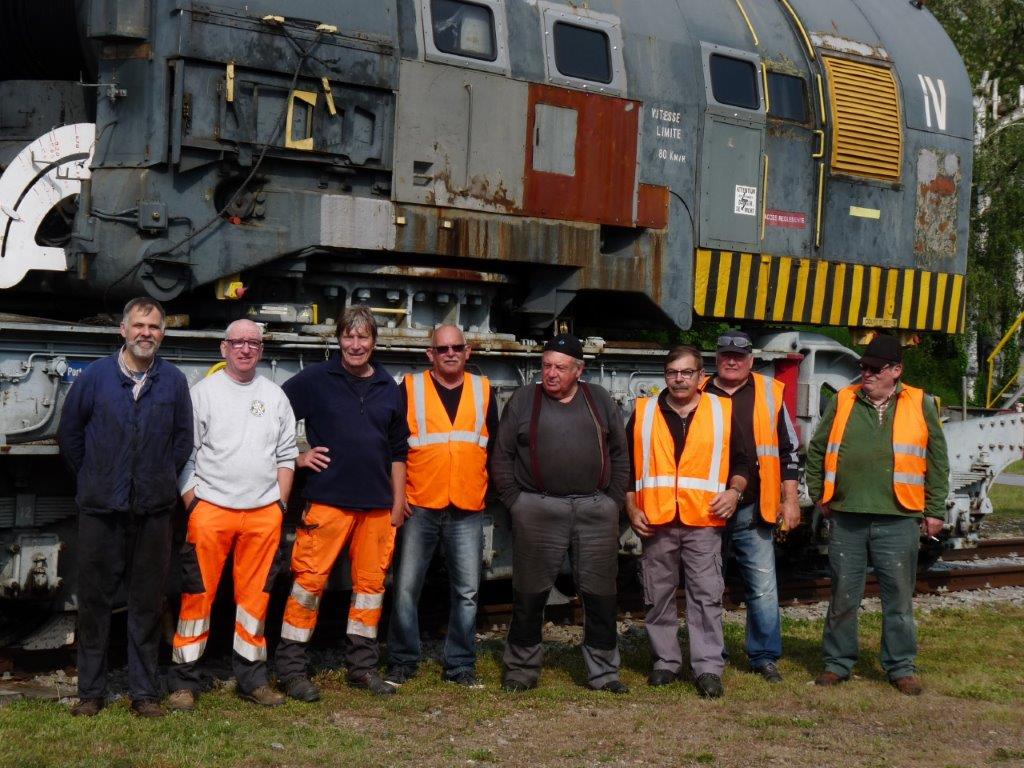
725, 502, 782, 668
387, 505, 483, 676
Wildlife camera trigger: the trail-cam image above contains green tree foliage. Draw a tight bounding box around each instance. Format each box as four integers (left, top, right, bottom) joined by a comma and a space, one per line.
930, 0, 1024, 403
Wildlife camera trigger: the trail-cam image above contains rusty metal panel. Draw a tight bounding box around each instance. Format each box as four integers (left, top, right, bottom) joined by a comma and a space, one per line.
392, 59, 526, 212
914, 148, 960, 269
523, 83, 639, 226
637, 184, 669, 229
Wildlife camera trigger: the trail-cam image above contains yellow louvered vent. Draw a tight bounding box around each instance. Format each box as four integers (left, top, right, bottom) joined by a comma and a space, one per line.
823, 57, 903, 181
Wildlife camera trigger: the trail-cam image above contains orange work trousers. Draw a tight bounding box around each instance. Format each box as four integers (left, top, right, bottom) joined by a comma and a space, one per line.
280, 504, 396, 644
172, 500, 282, 666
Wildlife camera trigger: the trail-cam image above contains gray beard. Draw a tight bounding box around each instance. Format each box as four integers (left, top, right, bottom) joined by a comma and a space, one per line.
126, 340, 158, 360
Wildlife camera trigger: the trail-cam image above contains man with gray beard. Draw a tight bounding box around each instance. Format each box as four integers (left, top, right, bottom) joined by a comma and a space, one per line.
58, 298, 192, 717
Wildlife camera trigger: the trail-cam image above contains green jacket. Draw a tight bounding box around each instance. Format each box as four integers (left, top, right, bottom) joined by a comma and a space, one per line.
805, 383, 948, 520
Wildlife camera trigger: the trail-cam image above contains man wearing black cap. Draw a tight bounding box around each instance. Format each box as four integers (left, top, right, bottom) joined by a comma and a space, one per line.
805, 334, 948, 695
491, 334, 630, 693
703, 331, 801, 682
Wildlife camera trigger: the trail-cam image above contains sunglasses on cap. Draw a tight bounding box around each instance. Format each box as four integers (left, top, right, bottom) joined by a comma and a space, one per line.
432, 344, 467, 354
717, 335, 753, 349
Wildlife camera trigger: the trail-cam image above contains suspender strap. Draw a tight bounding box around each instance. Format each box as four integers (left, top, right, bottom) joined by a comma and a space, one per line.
578, 382, 611, 489
529, 384, 546, 493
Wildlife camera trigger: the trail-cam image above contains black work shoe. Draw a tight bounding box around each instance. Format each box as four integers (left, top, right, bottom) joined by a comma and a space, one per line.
501, 678, 536, 693
695, 673, 724, 699
445, 670, 484, 689
751, 661, 783, 683
130, 699, 166, 718
71, 698, 104, 717
348, 671, 396, 696
384, 667, 416, 686
282, 675, 320, 702
242, 684, 286, 707
648, 669, 679, 687
597, 680, 630, 694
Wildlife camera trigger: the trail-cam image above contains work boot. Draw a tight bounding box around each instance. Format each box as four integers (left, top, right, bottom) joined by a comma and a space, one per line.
444, 670, 484, 689
242, 684, 286, 707
282, 675, 320, 703
501, 677, 535, 693
891, 676, 923, 696
597, 680, 630, 694
165, 689, 196, 712
814, 671, 849, 687
647, 669, 678, 687
70, 698, 104, 717
695, 673, 724, 699
384, 666, 416, 687
348, 670, 396, 696
130, 699, 166, 718
751, 661, 783, 683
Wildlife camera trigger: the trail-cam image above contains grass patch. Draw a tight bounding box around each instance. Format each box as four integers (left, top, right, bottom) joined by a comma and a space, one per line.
1, 605, 1022, 767
989, 482, 1024, 520
1001, 459, 1024, 475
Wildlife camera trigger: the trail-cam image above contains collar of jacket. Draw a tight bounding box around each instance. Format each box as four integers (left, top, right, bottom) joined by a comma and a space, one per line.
326, 351, 394, 386
112, 351, 163, 387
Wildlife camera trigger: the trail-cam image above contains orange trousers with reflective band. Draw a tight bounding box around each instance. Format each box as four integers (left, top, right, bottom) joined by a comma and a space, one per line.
280, 504, 395, 643
172, 500, 282, 665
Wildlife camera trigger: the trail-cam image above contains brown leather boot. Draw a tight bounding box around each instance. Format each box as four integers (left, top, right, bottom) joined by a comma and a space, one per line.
71, 698, 105, 717
130, 699, 167, 718
242, 684, 286, 707
165, 689, 196, 712
814, 671, 849, 686
891, 676, 923, 696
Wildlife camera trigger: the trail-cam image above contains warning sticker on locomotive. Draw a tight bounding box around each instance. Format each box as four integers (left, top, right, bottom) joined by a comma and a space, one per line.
765, 209, 807, 229
734, 185, 757, 216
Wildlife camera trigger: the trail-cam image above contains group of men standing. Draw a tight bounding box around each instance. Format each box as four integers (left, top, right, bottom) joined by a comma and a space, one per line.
57, 297, 947, 716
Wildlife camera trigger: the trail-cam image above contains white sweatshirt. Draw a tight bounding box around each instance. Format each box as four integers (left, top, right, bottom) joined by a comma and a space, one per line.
178, 370, 298, 509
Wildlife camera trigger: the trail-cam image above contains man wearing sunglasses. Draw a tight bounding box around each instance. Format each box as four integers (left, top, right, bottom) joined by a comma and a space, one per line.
385, 325, 498, 689
805, 334, 948, 695
167, 319, 297, 710
703, 331, 801, 683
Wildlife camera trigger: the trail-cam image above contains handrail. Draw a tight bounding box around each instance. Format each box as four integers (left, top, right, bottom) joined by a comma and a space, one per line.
986, 308, 1024, 408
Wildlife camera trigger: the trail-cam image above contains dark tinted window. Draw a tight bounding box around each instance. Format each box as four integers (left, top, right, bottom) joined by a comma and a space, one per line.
768, 72, 808, 122
553, 22, 612, 83
710, 54, 759, 110
431, 0, 496, 62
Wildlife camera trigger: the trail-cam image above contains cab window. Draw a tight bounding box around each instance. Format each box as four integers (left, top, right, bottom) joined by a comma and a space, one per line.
431, 0, 496, 62
768, 72, 808, 123
710, 54, 759, 110
553, 22, 612, 84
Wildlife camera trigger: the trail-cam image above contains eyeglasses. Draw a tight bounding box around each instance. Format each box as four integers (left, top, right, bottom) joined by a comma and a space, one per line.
717, 334, 752, 349
665, 368, 700, 380
859, 363, 892, 375
432, 344, 467, 354
225, 339, 263, 350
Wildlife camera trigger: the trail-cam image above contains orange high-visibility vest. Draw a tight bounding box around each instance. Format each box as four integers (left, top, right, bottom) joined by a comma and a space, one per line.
405, 371, 490, 511
821, 384, 928, 511
632, 393, 732, 527
751, 373, 786, 523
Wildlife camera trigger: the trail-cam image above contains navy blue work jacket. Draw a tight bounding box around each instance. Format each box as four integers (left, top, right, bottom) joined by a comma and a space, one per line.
58, 353, 193, 515
283, 354, 409, 510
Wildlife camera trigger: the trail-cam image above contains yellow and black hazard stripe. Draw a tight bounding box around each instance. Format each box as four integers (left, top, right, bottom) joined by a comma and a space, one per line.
693, 249, 965, 333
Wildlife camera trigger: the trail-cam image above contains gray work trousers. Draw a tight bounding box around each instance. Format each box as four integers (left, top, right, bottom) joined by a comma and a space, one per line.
503, 491, 621, 689
641, 522, 725, 677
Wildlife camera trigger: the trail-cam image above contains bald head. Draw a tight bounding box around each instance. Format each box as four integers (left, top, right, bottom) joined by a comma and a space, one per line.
427, 324, 470, 387
221, 319, 264, 383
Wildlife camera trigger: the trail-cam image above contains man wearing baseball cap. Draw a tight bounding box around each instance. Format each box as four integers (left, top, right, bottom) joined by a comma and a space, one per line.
805, 334, 948, 695
703, 330, 801, 683
491, 333, 630, 693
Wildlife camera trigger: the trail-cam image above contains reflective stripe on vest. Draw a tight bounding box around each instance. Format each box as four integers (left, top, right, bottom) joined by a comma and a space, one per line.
821, 384, 929, 511
405, 371, 490, 511
633, 393, 731, 527
752, 373, 786, 523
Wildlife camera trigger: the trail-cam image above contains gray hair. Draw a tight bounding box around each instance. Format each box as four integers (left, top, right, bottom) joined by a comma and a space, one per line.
121, 297, 166, 328
338, 304, 378, 341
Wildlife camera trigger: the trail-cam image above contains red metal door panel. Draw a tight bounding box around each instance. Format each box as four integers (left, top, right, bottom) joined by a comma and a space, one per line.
523, 83, 639, 226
